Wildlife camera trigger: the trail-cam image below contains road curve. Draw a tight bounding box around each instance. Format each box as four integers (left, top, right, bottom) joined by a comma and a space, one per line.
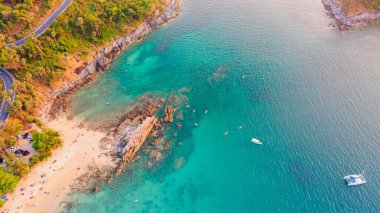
0, 67, 16, 128
1, 0, 72, 128
11, 0, 72, 46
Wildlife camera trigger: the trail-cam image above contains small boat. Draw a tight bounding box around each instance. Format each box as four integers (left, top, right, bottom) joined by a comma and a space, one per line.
204, 110, 208, 114
106, 102, 112, 106
238, 126, 243, 130
344, 174, 366, 186
251, 138, 262, 145
224, 131, 229, 136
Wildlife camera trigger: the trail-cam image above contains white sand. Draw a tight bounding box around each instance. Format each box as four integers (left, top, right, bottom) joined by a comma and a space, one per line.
2, 116, 115, 213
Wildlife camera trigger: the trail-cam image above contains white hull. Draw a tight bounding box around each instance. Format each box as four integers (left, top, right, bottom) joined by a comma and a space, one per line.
344, 174, 366, 186
251, 138, 262, 145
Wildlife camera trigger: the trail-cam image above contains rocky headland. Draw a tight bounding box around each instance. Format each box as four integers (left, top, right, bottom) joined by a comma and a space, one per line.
2, 0, 181, 212
323, 0, 380, 30
45, 0, 180, 119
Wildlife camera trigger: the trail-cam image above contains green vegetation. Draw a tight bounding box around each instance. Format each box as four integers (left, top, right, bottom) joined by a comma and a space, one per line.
3, 153, 30, 177
0, 0, 60, 39
0, 168, 20, 194
29, 128, 62, 165
0, 0, 163, 127
0, 118, 22, 145
0, 0, 163, 138
32, 128, 62, 153
0, 0, 166, 201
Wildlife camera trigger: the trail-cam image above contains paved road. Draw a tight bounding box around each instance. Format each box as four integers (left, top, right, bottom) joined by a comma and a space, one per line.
9, 0, 72, 46
0, 67, 16, 128
1, 0, 72, 128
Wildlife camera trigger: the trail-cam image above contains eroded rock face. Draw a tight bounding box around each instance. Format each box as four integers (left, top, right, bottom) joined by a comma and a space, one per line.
114, 99, 160, 139
163, 105, 174, 123
323, 0, 380, 29
114, 116, 158, 176
46, 0, 180, 119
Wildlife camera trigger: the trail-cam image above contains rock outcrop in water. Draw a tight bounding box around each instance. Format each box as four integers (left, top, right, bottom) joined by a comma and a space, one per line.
115, 116, 158, 176
323, 0, 380, 30
102, 92, 187, 181
114, 100, 160, 140
45, 0, 180, 118
163, 105, 174, 123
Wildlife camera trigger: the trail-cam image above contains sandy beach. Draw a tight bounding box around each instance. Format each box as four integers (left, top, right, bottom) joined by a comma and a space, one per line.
2, 116, 115, 213
0, 0, 180, 212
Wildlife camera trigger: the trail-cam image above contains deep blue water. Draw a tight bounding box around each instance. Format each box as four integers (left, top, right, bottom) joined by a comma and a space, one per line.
67, 0, 380, 212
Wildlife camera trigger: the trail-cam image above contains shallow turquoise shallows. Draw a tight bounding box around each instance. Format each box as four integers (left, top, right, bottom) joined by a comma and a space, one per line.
67, 0, 380, 212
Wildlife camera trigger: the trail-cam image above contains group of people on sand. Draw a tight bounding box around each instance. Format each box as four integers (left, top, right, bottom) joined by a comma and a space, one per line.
1, 159, 60, 213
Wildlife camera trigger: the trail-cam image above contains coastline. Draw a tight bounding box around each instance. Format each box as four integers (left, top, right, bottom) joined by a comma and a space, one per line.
2, 0, 180, 212
322, 0, 380, 30
44, 0, 180, 119
2, 116, 115, 212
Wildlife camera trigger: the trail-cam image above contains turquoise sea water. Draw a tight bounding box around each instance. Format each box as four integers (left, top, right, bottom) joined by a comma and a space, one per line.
67, 0, 380, 212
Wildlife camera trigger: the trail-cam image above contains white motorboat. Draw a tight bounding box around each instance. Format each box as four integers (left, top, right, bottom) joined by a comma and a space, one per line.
344, 174, 366, 186
251, 138, 262, 145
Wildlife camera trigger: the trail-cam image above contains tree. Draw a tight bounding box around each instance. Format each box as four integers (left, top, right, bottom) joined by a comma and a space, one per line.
0, 118, 22, 140
3, 152, 30, 177
0, 168, 20, 194
32, 128, 63, 153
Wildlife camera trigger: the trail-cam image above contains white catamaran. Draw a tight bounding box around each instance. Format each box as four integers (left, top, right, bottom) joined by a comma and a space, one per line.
344, 174, 367, 186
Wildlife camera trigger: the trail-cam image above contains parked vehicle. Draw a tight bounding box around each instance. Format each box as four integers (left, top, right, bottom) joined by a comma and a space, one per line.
10, 147, 30, 156
20, 150, 30, 156
10, 146, 18, 152
22, 132, 29, 139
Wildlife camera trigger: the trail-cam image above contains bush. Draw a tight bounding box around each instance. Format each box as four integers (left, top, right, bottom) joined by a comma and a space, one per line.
5, 138, 17, 147
33, 118, 44, 127
5, 158, 30, 178
32, 128, 63, 153
0, 119, 22, 140
29, 153, 51, 167
25, 116, 45, 127
0, 168, 20, 194
28, 155, 41, 166
2, 151, 30, 177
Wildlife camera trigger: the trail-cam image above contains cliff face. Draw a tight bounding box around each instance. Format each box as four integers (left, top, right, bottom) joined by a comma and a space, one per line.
114, 116, 158, 176
50, 0, 180, 97
323, 0, 380, 29
107, 98, 162, 177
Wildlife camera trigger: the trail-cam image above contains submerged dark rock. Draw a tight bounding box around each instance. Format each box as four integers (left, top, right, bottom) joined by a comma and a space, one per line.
46, 0, 180, 119
163, 105, 174, 123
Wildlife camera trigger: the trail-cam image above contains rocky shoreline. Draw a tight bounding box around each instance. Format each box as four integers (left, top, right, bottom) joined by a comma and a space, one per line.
322, 0, 380, 30
24, 0, 181, 208
63, 95, 181, 199
45, 0, 180, 119
47, 0, 180, 194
